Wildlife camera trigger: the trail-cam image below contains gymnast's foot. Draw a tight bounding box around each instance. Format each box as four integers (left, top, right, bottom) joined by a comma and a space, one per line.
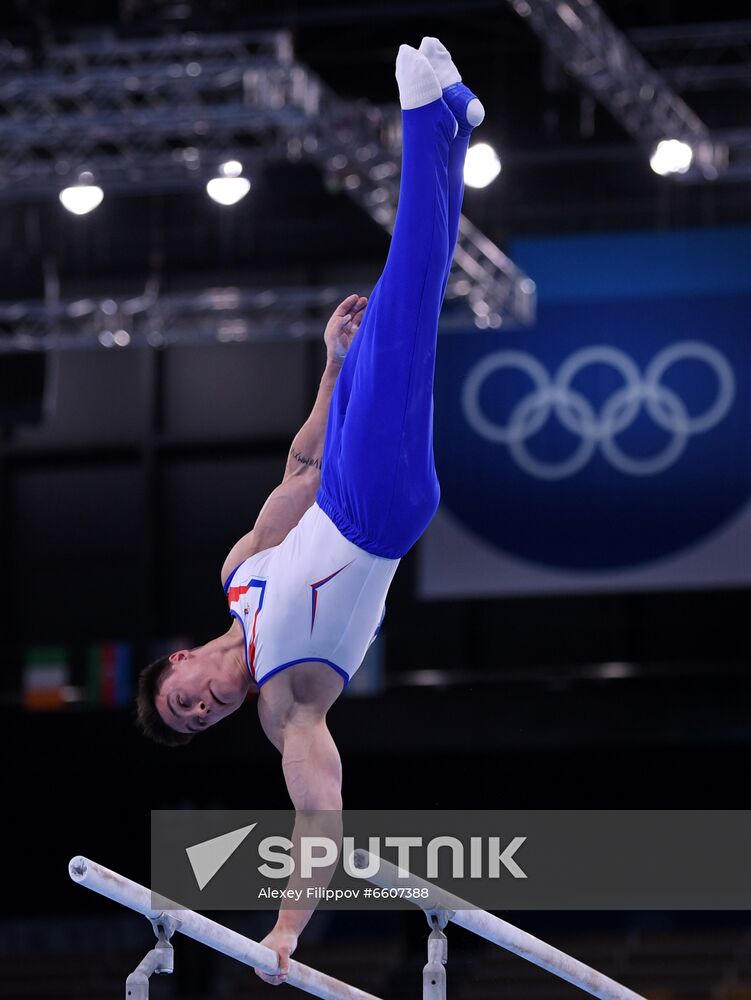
395, 44, 443, 111
418, 36, 485, 134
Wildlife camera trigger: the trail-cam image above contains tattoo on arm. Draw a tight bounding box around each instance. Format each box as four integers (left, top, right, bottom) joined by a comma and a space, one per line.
290, 447, 322, 471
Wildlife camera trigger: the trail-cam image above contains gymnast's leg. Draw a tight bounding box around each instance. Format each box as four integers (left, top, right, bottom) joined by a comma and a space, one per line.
317, 44, 482, 559
331, 42, 481, 406
418, 36, 485, 301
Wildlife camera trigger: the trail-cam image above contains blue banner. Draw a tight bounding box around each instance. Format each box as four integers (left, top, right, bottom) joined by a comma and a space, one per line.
423, 228, 751, 594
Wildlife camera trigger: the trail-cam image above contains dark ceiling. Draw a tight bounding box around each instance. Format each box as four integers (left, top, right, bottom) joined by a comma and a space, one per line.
1, 0, 750, 302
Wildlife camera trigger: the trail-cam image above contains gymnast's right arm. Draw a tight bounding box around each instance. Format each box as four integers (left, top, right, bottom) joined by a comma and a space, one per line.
253, 718, 344, 986
220, 294, 366, 584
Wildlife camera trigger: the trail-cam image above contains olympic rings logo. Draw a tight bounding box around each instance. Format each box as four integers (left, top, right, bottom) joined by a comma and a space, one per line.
461, 342, 735, 480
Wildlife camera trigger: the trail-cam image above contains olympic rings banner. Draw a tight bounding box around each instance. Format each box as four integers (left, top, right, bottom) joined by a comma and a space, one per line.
420, 227, 751, 597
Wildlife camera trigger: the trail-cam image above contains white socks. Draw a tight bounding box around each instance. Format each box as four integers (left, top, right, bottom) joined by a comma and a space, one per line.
396, 39, 485, 132
418, 36, 461, 88
419, 35, 485, 130
395, 44, 442, 110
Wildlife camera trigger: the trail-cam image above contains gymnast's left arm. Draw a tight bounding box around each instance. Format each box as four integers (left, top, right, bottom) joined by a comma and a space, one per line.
282, 293, 367, 482
220, 294, 367, 577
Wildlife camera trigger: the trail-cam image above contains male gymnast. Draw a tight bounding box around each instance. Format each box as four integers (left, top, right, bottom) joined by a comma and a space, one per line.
136, 37, 483, 982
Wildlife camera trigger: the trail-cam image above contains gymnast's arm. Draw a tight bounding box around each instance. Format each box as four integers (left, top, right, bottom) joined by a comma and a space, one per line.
254, 713, 344, 985
219, 293, 367, 583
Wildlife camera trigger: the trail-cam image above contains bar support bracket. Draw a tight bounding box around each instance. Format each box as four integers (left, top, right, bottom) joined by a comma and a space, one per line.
124, 913, 179, 999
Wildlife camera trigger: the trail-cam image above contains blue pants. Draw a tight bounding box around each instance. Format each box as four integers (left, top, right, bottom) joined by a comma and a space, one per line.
317, 97, 470, 559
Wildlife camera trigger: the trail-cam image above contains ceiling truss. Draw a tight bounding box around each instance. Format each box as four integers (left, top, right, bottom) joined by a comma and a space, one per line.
0, 30, 535, 351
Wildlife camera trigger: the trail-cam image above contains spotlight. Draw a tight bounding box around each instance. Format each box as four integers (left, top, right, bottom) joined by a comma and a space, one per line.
59, 172, 104, 215
649, 139, 693, 176
464, 143, 501, 189
206, 161, 251, 205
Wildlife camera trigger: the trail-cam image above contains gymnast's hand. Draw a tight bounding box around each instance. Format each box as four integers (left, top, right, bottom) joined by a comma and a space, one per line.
324, 293, 367, 366
255, 924, 299, 985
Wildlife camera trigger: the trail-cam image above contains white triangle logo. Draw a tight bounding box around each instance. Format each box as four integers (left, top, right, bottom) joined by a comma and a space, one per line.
185, 823, 256, 890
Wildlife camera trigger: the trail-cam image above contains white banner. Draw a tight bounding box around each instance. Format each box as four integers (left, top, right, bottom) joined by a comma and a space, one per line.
418, 501, 751, 598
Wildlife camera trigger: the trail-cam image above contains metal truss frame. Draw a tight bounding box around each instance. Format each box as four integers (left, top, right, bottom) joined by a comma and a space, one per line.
0, 280, 500, 354
505, 0, 751, 182
629, 19, 751, 92
0, 30, 534, 350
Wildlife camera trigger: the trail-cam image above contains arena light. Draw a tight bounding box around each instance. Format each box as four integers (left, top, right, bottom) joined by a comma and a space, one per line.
649, 139, 693, 176
206, 160, 251, 205
464, 143, 501, 189
59, 172, 104, 215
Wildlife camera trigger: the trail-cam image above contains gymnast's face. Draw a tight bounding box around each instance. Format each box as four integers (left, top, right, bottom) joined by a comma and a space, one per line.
155, 650, 247, 735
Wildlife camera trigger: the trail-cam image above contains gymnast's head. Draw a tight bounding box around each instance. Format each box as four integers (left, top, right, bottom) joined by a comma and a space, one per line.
137, 646, 250, 745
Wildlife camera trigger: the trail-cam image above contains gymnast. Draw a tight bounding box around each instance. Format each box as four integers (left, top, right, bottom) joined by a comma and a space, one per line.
136, 37, 483, 983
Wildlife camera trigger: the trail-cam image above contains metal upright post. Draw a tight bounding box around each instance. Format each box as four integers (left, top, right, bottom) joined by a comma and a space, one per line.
423, 911, 449, 1000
